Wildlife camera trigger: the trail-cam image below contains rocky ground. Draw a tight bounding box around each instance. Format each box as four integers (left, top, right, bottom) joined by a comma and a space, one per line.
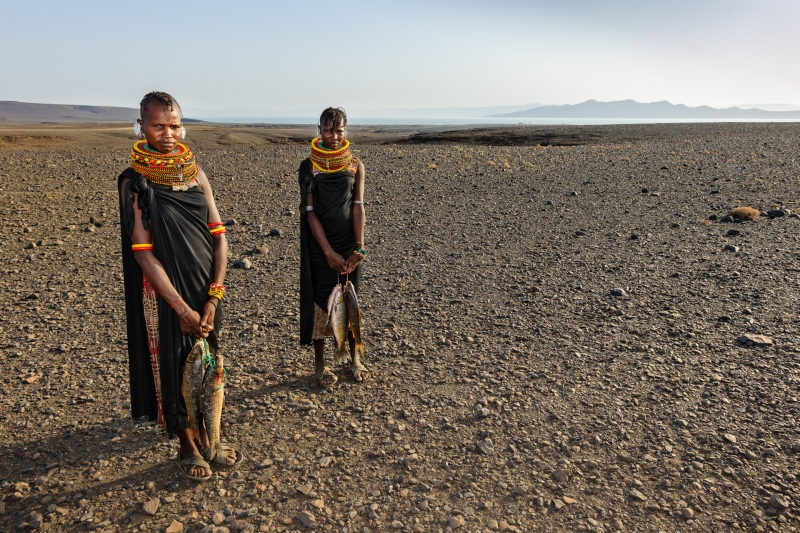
1, 122, 800, 532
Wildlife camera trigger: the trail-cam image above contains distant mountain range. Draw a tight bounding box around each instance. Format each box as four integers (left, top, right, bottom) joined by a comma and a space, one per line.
3, 99, 800, 124
0, 101, 139, 123
184, 104, 544, 121
490, 99, 800, 119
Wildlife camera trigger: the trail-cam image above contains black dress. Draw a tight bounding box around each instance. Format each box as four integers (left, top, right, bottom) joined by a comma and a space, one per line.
298, 159, 361, 345
118, 168, 222, 434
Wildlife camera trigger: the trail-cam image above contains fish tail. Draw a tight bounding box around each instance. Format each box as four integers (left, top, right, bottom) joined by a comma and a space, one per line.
333, 345, 350, 366
202, 441, 221, 463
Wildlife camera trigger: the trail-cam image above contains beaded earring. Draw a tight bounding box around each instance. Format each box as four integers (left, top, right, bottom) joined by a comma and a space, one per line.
181, 126, 186, 140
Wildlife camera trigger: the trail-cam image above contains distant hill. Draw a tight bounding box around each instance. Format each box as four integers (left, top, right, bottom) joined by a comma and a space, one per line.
0, 101, 139, 123
490, 99, 800, 119
185, 104, 544, 122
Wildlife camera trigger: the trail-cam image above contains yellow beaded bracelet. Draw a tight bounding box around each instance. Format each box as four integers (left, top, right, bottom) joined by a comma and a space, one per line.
208, 283, 225, 301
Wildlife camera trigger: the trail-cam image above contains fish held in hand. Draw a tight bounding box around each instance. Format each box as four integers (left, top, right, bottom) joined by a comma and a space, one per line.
328, 283, 350, 365
343, 280, 364, 361
201, 352, 225, 464
181, 340, 206, 436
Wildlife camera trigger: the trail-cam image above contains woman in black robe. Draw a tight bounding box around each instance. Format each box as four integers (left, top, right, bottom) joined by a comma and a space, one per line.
118, 92, 239, 481
299, 107, 371, 387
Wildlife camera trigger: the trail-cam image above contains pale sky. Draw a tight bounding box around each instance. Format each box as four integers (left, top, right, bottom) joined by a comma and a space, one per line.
1, 0, 798, 111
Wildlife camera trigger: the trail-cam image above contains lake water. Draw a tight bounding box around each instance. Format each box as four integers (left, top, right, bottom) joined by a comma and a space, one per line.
199, 116, 800, 126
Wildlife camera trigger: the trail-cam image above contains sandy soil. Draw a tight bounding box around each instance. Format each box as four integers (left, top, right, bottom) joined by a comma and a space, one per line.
1, 123, 800, 533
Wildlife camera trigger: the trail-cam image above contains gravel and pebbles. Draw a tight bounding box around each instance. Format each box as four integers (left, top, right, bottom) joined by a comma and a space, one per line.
0, 122, 800, 532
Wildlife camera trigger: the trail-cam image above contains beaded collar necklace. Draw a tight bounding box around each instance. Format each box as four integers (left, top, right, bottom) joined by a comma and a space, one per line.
130, 140, 198, 186
309, 138, 357, 174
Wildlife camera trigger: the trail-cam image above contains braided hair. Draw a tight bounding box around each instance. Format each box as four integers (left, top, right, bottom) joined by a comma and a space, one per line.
140, 91, 181, 120
319, 107, 347, 129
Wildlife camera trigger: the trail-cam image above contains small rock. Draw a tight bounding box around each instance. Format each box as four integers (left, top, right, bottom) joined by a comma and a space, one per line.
727, 229, 741, 236
723, 244, 739, 252
610, 288, 627, 297
142, 498, 160, 516
252, 245, 268, 255
563, 496, 577, 504
553, 469, 568, 483
234, 258, 252, 269
617, 452, 635, 463
25, 242, 36, 249
223, 219, 237, 226
676, 419, 689, 428
723, 433, 737, 444
29, 512, 43, 529
739, 334, 772, 347
476, 408, 492, 418
767, 209, 787, 218
476, 439, 494, 456
391, 521, 404, 529
771, 493, 790, 509
298, 510, 316, 527
628, 489, 647, 502
744, 449, 758, 460
448, 515, 465, 529
166, 521, 184, 533
720, 215, 734, 223
683, 507, 695, 520
269, 228, 283, 238
85, 225, 96, 233
296, 483, 312, 496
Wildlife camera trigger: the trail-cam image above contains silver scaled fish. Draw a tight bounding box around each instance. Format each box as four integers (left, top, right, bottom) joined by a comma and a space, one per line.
181, 340, 206, 437
201, 352, 225, 464
327, 283, 350, 365
343, 280, 364, 361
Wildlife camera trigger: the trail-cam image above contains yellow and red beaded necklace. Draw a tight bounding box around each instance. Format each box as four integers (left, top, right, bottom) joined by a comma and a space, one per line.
130, 140, 198, 186
309, 138, 358, 174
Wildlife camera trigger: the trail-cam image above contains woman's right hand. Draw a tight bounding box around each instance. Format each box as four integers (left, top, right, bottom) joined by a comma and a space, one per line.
179, 309, 207, 338
324, 251, 348, 273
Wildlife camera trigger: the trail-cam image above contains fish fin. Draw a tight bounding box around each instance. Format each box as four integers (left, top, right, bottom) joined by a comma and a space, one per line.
357, 342, 365, 362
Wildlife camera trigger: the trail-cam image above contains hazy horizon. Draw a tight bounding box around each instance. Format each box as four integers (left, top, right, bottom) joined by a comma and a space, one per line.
1, 0, 799, 113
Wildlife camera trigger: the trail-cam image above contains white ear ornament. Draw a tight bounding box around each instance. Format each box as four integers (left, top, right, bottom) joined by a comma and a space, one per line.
181, 126, 186, 140
133, 122, 142, 137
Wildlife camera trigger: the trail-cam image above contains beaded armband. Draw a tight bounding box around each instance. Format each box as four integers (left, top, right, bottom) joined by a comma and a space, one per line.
208, 282, 225, 300
208, 221, 226, 235
132, 243, 153, 252
354, 247, 367, 257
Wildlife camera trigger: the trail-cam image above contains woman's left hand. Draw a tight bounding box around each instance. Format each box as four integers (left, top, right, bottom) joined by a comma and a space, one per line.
343, 253, 363, 274
200, 299, 218, 334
